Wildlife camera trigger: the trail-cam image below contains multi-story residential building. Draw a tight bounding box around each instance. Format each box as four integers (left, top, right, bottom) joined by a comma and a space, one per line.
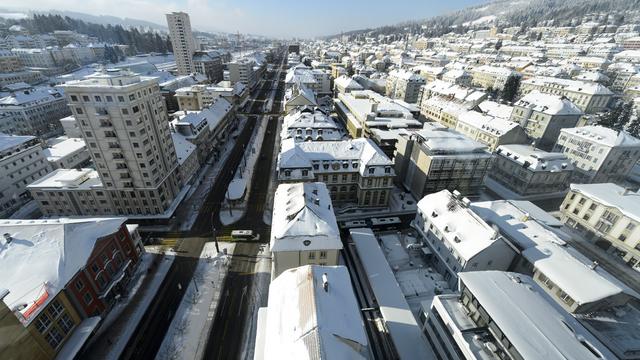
227, 58, 257, 88
283, 83, 317, 113
281, 108, 342, 142
552, 125, 640, 183
58, 115, 82, 138
285, 65, 331, 96
28, 69, 182, 217
175, 81, 247, 110
0, 69, 46, 88
43, 137, 90, 170
421, 271, 616, 360
420, 96, 471, 127
166, 12, 195, 75
0, 50, 23, 72
486, 144, 573, 198
470, 65, 519, 91
11, 48, 57, 69
454, 111, 528, 151
333, 75, 364, 95
277, 138, 394, 207
255, 265, 369, 359
270, 182, 342, 278
441, 69, 473, 87
510, 91, 583, 150
171, 97, 236, 163
0, 134, 50, 217
0, 218, 143, 359
394, 123, 493, 199
420, 80, 487, 108
334, 90, 421, 152
385, 68, 425, 103
192, 50, 223, 83
413, 189, 516, 288
0, 87, 70, 138
520, 76, 613, 113
561, 183, 640, 269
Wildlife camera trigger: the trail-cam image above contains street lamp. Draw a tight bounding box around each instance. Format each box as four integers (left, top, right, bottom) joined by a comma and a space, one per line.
211, 221, 220, 254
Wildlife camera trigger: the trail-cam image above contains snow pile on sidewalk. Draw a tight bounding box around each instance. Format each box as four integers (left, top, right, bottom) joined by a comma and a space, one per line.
156, 243, 235, 360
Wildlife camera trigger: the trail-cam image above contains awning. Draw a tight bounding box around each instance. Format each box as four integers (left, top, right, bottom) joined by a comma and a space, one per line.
55, 316, 101, 360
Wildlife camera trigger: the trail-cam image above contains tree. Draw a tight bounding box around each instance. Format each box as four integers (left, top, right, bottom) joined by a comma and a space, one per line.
500, 75, 521, 103
494, 39, 503, 51
626, 112, 640, 138
599, 101, 633, 131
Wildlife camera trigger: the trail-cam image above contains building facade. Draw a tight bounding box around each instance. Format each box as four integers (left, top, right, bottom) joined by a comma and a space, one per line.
166, 12, 195, 75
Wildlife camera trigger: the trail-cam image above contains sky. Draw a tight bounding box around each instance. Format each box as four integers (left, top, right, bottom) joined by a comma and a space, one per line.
1, 0, 488, 38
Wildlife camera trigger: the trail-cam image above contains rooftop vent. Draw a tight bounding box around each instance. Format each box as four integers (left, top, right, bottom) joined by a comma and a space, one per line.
314, 198, 320, 206
322, 273, 329, 292
3, 233, 12, 244
589, 261, 599, 270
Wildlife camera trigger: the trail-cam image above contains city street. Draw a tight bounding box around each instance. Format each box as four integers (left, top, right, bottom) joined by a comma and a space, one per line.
118, 51, 287, 360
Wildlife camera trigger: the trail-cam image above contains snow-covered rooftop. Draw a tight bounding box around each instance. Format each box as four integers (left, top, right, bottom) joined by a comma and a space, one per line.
0, 133, 36, 152
271, 182, 341, 253
522, 76, 613, 95
0, 87, 64, 107
0, 218, 126, 325
414, 123, 490, 154
171, 132, 196, 165
43, 137, 86, 162
458, 271, 616, 360
570, 183, 640, 222
560, 125, 640, 148
457, 111, 521, 136
495, 144, 573, 172
514, 91, 583, 115
417, 190, 500, 261
27, 168, 103, 190
262, 265, 369, 360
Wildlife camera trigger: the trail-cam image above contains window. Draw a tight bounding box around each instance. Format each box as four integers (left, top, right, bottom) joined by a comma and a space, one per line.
45, 328, 64, 349
308, 252, 316, 260
557, 290, 575, 306
35, 313, 52, 333
118, 95, 125, 102
319, 251, 327, 259
368, 167, 375, 174
83, 292, 93, 305
122, 108, 129, 115
619, 234, 627, 242
48, 300, 64, 318
106, 96, 113, 102
589, 203, 597, 210
627, 223, 636, 231
70, 95, 78, 101
57, 313, 75, 334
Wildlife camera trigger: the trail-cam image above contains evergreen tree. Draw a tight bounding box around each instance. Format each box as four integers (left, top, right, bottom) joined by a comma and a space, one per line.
626, 113, 640, 138
500, 75, 521, 103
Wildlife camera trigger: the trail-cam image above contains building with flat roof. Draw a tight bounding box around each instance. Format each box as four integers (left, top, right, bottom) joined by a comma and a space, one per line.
421, 271, 616, 360
270, 182, 341, 278
0, 86, 70, 138
43, 137, 90, 170
277, 138, 394, 207
394, 123, 493, 199
0, 133, 50, 217
255, 265, 369, 360
553, 125, 640, 184
166, 12, 195, 75
28, 69, 182, 217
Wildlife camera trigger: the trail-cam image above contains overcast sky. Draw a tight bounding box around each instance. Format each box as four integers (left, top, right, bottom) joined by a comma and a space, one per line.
2, 0, 488, 38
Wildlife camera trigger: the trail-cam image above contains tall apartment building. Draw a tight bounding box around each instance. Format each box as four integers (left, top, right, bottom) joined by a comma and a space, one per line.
552, 125, 640, 184
394, 123, 493, 199
270, 182, 342, 278
0, 134, 51, 217
166, 12, 195, 75
277, 138, 394, 207
561, 183, 640, 270
510, 91, 583, 150
520, 76, 613, 113
28, 69, 182, 217
486, 144, 573, 198
421, 271, 615, 360
385, 69, 425, 103
0, 87, 70, 138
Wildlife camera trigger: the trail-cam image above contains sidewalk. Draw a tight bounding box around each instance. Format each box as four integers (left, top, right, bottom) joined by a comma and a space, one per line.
85, 252, 175, 360
262, 116, 283, 226
240, 244, 272, 360
155, 243, 235, 360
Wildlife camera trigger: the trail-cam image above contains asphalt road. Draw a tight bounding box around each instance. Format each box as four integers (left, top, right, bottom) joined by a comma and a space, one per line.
119, 51, 286, 360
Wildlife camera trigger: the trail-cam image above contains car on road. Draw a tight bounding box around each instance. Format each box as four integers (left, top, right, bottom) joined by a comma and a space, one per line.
231, 229, 260, 241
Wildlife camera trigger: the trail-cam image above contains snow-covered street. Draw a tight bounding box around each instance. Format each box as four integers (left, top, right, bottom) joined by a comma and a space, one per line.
155, 243, 235, 360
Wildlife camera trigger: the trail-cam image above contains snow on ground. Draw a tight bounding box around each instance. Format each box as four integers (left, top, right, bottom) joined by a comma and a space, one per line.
176, 116, 248, 231
220, 116, 268, 225
155, 243, 235, 360
240, 243, 272, 360
463, 15, 497, 26
88, 252, 175, 360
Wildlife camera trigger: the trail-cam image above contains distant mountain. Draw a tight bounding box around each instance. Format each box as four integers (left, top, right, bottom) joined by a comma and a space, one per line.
329, 0, 640, 39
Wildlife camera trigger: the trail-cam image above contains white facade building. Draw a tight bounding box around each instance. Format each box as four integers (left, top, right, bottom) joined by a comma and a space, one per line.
43, 137, 90, 169
385, 69, 425, 103
281, 108, 342, 142
520, 76, 613, 113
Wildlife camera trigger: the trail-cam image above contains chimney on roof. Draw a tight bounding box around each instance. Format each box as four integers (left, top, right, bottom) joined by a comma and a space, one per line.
322, 273, 329, 292
3, 233, 12, 244
314, 198, 320, 206
622, 188, 632, 196
589, 261, 599, 270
